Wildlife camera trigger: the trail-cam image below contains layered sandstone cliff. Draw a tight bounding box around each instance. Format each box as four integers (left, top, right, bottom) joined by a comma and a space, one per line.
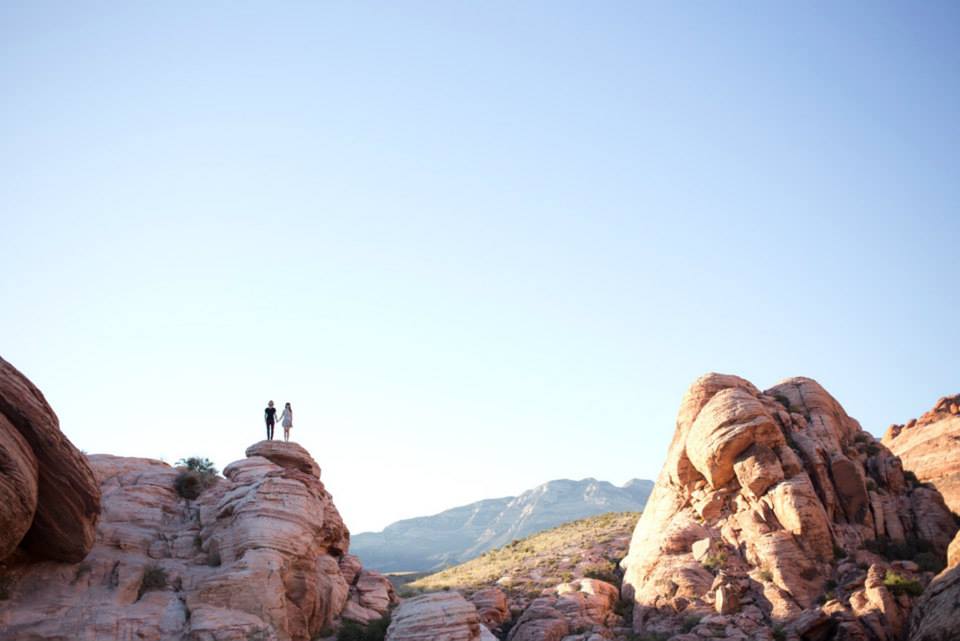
882, 394, 960, 514
0, 439, 395, 641
621, 374, 958, 641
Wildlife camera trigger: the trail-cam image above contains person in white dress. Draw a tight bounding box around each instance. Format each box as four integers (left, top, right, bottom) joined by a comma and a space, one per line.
279, 402, 293, 442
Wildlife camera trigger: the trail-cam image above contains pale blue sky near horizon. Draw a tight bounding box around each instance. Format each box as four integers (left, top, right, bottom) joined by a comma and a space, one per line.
2, 2, 958, 533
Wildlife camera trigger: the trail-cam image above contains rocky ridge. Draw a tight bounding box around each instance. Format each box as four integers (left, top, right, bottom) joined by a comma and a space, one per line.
882, 393, 960, 514
0, 354, 395, 641
621, 373, 958, 641
0, 440, 397, 641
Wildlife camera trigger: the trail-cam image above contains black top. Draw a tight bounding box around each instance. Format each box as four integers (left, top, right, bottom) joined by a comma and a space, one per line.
264, 407, 277, 422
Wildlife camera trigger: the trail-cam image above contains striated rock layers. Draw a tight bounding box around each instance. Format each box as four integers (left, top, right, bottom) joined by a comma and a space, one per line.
621, 373, 958, 641
0, 356, 101, 562
883, 393, 960, 514
0, 441, 396, 641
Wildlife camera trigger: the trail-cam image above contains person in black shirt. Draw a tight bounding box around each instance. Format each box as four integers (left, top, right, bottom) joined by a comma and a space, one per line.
264, 400, 278, 440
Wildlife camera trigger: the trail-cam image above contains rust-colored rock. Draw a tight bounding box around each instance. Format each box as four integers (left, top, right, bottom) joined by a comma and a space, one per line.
883, 393, 960, 514
0, 413, 38, 559
621, 373, 959, 640
0, 356, 100, 562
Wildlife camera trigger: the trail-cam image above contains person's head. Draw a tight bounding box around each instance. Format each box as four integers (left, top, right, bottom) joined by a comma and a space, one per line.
285, 402, 291, 409
268, 400, 274, 407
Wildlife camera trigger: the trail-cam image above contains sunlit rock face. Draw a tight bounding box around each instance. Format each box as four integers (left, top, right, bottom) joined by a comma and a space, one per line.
621, 373, 958, 640
0, 441, 395, 641
883, 393, 960, 514
0, 356, 101, 563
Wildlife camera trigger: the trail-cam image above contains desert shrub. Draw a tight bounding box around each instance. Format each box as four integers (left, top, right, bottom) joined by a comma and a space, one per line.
206, 549, 222, 567
914, 552, 945, 574
772, 625, 787, 641
559, 570, 573, 582
865, 443, 881, 456
701, 552, 727, 574
833, 544, 847, 560
864, 535, 943, 572
866, 478, 877, 491
337, 615, 390, 641
582, 561, 618, 584
854, 433, 870, 444
883, 572, 923, 597
903, 470, 919, 485
174, 457, 219, 499
614, 597, 634, 619
758, 569, 774, 583
176, 457, 218, 475
138, 565, 168, 599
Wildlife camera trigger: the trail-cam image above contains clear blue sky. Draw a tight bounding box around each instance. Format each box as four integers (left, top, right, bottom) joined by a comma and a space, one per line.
2, 2, 958, 533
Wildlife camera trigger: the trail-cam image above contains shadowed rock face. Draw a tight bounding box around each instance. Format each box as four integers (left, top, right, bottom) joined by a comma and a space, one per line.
908, 531, 960, 641
0, 443, 396, 641
883, 394, 960, 514
621, 373, 958, 640
0, 356, 100, 562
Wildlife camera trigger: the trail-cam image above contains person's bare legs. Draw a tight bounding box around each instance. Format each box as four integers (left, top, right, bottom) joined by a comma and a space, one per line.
284, 427, 290, 442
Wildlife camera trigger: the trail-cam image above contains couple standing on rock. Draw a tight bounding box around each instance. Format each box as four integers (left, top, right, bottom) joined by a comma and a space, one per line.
264, 400, 293, 442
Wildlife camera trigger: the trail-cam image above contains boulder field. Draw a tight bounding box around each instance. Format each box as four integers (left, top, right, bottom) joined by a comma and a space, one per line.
621, 374, 959, 641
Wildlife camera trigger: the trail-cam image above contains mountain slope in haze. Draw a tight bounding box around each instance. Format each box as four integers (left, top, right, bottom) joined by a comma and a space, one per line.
351, 477, 653, 572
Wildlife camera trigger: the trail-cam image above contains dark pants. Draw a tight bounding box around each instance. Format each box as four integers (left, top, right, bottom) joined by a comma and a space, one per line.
266, 420, 275, 440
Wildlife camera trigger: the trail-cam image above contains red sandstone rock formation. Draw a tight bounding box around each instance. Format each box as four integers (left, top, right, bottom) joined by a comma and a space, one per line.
0, 356, 100, 562
0, 441, 395, 641
883, 393, 960, 514
621, 373, 958, 641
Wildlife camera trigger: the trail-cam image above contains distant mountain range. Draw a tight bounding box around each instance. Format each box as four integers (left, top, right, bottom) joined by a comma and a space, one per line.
350, 477, 653, 573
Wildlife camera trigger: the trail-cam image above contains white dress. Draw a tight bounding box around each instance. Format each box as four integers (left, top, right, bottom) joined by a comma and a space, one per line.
279, 408, 293, 428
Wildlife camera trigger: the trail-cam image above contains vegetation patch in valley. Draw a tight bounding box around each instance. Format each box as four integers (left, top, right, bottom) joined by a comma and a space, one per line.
406, 511, 639, 597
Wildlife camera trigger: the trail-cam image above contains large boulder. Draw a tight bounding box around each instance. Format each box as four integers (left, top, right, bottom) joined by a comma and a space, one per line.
0, 413, 38, 559
385, 592, 483, 641
621, 373, 959, 640
0, 356, 100, 562
883, 394, 960, 513
0, 442, 373, 641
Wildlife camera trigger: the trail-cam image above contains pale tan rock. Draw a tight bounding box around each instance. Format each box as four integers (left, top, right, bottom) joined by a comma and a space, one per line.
386, 592, 482, 641
621, 373, 958, 639
732, 444, 783, 498
765, 475, 833, 558
883, 397, 960, 513
686, 387, 783, 489
0, 443, 367, 641
245, 440, 322, 478
0, 356, 101, 562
